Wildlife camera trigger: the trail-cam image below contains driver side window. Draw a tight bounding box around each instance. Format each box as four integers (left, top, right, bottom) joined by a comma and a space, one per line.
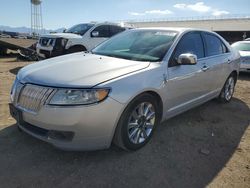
170, 32, 204, 66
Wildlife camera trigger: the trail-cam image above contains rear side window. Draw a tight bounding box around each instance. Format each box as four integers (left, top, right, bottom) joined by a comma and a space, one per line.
92, 25, 110, 38
110, 26, 125, 36
204, 33, 227, 56
172, 32, 204, 61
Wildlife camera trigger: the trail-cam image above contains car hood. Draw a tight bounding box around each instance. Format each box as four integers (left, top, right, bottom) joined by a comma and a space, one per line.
17, 53, 150, 87
41, 33, 81, 39
239, 51, 250, 57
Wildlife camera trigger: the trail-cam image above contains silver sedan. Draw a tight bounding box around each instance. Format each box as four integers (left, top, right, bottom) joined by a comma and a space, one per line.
10, 28, 240, 151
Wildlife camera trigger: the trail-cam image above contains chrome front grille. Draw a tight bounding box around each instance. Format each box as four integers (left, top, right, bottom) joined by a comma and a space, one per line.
16, 84, 54, 113
39, 37, 55, 47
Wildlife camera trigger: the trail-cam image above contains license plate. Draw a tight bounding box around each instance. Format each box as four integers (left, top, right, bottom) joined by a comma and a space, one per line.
9, 104, 25, 125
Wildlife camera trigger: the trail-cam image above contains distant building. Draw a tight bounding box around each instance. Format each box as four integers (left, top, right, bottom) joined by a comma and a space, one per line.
127, 15, 250, 43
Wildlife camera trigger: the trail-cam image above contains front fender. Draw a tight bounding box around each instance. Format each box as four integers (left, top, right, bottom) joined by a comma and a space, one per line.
65, 38, 85, 50
99, 63, 166, 105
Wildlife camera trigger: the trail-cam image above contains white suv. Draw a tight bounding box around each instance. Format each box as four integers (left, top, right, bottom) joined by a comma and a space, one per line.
36, 23, 126, 58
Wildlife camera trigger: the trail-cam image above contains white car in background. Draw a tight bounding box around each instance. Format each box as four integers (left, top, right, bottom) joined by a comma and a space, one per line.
36, 22, 127, 58
232, 41, 250, 72
0, 34, 11, 38
16, 35, 27, 39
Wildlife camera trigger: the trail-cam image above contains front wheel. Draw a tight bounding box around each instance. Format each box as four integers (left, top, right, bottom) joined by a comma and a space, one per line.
218, 74, 236, 103
113, 94, 161, 151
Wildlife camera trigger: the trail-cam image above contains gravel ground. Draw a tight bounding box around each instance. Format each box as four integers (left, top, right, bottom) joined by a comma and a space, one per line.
0, 57, 249, 188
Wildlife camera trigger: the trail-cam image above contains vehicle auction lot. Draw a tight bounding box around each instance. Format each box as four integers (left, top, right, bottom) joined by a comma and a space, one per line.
0, 56, 249, 187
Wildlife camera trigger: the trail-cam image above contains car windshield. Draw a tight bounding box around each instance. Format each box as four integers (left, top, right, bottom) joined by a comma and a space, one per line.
65, 24, 94, 35
232, 42, 250, 51
92, 30, 178, 62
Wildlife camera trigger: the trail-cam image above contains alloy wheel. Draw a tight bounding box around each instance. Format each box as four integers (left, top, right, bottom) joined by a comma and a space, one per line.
127, 102, 156, 144
224, 77, 235, 101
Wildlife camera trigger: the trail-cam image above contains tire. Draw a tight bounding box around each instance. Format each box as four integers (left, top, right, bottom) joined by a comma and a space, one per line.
218, 74, 236, 103
67, 46, 86, 54
113, 93, 161, 151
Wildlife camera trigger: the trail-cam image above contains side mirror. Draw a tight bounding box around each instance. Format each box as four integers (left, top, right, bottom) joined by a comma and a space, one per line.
177, 53, 197, 65
91, 31, 99, 37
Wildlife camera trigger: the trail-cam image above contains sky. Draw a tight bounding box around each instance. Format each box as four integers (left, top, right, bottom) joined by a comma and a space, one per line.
0, 0, 249, 29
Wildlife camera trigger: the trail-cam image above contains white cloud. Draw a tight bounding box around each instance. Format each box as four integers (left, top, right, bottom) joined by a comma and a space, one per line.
187, 2, 211, 12
173, 4, 186, 9
128, 12, 145, 16
212, 10, 229, 16
174, 2, 211, 12
173, 2, 230, 16
145, 9, 173, 15
129, 9, 173, 16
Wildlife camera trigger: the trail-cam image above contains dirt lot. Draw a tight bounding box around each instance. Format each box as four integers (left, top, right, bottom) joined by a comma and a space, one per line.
0, 56, 249, 188
0, 38, 36, 48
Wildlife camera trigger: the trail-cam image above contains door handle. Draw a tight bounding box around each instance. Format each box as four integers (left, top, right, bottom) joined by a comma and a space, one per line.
227, 59, 232, 64
201, 65, 209, 72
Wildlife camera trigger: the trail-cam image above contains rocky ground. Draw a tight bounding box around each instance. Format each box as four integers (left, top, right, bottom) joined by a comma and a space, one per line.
0, 56, 249, 188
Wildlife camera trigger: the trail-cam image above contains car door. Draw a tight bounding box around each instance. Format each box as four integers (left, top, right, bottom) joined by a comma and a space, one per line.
88, 25, 111, 49
163, 31, 211, 117
202, 32, 232, 91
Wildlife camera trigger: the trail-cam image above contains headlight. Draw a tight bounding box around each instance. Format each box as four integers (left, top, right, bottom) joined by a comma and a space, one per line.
61, 38, 68, 47
49, 88, 110, 105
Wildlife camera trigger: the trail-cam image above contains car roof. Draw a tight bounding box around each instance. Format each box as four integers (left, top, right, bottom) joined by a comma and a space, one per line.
134, 27, 213, 33
78, 22, 121, 26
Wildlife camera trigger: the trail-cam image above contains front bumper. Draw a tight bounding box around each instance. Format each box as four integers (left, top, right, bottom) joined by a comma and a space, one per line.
10, 97, 124, 151
36, 43, 65, 58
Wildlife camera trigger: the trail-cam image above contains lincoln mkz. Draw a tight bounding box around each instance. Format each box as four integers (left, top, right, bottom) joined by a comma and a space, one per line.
10, 28, 240, 150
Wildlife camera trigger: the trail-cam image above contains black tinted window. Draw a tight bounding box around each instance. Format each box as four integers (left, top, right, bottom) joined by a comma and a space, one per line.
65, 24, 93, 35
92, 25, 110, 38
110, 26, 125, 36
204, 33, 224, 56
173, 32, 204, 60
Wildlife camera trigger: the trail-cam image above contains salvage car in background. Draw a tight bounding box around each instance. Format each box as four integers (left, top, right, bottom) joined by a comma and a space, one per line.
10, 28, 240, 151
36, 22, 127, 58
0, 34, 11, 38
231, 41, 250, 72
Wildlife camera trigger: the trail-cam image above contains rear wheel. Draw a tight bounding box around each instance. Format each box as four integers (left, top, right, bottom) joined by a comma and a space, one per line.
113, 94, 160, 150
218, 74, 236, 103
